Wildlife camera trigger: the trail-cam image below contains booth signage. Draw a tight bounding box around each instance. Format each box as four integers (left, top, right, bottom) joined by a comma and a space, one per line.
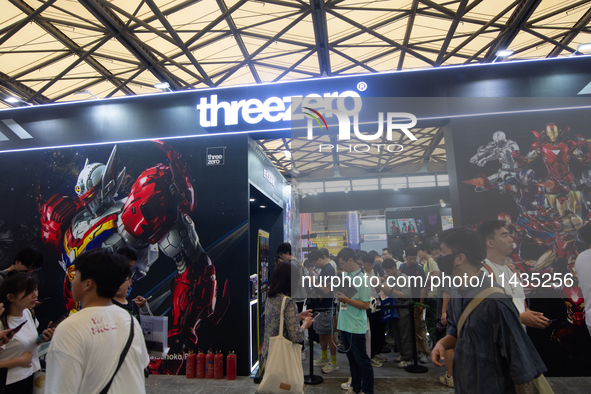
206, 146, 225, 166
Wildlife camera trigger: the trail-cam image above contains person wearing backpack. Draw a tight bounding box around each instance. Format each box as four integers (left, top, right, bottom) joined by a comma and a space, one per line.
431, 228, 548, 394
45, 248, 149, 394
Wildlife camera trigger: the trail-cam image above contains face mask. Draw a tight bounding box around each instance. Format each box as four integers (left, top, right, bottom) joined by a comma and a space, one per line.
438, 254, 455, 274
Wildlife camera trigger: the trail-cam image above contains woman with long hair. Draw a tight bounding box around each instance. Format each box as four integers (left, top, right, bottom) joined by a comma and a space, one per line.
0, 272, 54, 394
261, 262, 314, 367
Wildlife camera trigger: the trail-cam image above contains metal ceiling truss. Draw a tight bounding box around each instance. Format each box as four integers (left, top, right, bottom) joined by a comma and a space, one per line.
2, 0, 591, 176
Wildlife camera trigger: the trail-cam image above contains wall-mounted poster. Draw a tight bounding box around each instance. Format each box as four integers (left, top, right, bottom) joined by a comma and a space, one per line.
398, 219, 417, 234
415, 219, 425, 234
448, 99, 591, 376
387, 219, 400, 235
442, 215, 453, 230
0, 139, 249, 376
257, 229, 270, 374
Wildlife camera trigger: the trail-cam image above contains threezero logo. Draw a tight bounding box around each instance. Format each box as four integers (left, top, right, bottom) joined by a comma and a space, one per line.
195, 90, 361, 127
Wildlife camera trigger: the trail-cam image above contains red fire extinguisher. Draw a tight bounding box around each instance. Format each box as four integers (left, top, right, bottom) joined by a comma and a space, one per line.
214, 350, 224, 379
196, 349, 205, 379
205, 349, 214, 379
186, 350, 196, 379
226, 351, 236, 380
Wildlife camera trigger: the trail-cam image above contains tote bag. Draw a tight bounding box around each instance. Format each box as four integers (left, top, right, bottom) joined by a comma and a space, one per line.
257, 296, 305, 394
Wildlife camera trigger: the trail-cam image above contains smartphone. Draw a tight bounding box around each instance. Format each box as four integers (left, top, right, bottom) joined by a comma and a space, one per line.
11, 321, 26, 334
49, 315, 68, 329
312, 312, 320, 319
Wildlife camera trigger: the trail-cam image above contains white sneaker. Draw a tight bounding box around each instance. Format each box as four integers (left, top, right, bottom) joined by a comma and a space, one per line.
313, 357, 329, 367
370, 358, 383, 368
374, 354, 387, 362
397, 360, 410, 368
321, 362, 340, 374
345, 388, 356, 394
341, 377, 352, 390
419, 353, 429, 364
440, 374, 454, 388
393, 355, 402, 363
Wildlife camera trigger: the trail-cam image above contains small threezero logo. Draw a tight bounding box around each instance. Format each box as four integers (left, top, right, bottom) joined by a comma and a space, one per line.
303, 107, 328, 131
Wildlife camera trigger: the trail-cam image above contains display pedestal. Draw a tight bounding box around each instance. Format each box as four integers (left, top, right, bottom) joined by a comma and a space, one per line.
304, 334, 323, 385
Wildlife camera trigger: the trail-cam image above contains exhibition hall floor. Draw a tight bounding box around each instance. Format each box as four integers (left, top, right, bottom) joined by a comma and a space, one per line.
145, 348, 591, 393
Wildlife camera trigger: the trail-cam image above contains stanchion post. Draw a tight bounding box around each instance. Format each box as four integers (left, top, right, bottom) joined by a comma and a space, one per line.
304, 329, 323, 385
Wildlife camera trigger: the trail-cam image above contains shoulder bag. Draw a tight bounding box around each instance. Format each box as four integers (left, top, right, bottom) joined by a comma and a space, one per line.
99, 312, 135, 394
256, 296, 304, 394
457, 287, 553, 394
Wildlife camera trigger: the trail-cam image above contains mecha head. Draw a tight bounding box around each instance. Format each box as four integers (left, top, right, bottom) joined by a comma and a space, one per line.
75, 146, 126, 217
545, 123, 559, 142
492, 131, 507, 146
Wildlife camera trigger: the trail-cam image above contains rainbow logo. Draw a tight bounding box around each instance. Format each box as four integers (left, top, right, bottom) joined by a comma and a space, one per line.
303, 107, 328, 131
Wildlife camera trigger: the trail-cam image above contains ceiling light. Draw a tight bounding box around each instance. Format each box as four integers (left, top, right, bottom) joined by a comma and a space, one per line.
440, 199, 447, 207
6, 97, 19, 103
153, 82, 170, 90
260, 205, 266, 208
393, 185, 399, 191
344, 187, 349, 194
73, 89, 98, 99
250, 198, 255, 202
283, 150, 292, 159
576, 43, 591, 53
496, 50, 514, 57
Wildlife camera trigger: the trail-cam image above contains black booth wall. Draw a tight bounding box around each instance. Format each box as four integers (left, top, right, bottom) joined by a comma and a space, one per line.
0, 134, 255, 376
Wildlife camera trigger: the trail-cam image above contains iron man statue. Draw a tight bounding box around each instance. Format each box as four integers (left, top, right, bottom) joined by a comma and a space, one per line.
513, 123, 584, 215
36, 141, 229, 374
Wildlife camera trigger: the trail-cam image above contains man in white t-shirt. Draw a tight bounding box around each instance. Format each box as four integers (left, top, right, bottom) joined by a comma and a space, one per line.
46, 248, 149, 394
575, 222, 591, 336
478, 220, 550, 330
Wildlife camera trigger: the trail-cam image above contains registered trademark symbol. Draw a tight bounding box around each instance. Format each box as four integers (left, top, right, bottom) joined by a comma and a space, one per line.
357, 82, 367, 91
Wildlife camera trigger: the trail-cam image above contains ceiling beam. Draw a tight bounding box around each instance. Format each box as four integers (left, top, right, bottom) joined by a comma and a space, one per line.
526, 0, 591, 26
144, 0, 214, 86
483, 0, 542, 62
0, 0, 57, 47
28, 34, 113, 101
214, 12, 310, 85
547, 5, 591, 57
184, 0, 248, 48
272, 50, 316, 82
215, 0, 261, 83
326, 9, 435, 66
9, 0, 135, 96
0, 71, 50, 104
310, 0, 331, 76
442, 0, 521, 63
397, 0, 419, 71
524, 27, 575, 55
79, 0, 182, 90
49, 78, 105, 102
435, 0, 469, 66
128, 0, 204, 29
330, 47, 376, 73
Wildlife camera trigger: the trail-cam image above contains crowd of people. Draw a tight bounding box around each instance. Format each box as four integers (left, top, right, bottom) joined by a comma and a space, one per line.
0, 246, 149, 394
1, 218, 589, 393
263, 218, 589, 394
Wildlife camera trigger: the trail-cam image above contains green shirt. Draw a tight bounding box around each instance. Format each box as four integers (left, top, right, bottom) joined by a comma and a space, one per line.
337, 269, 371, 334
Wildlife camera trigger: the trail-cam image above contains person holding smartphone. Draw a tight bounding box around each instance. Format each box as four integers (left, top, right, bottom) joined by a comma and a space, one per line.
0, 272, 54, 394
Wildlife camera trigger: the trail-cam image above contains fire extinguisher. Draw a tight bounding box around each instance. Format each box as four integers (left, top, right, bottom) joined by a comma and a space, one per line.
214, 350, 224, 379
205, 349, 214, 379
196, 349, 205, 379
186, 350, 196, 379
226, 351, 236, 380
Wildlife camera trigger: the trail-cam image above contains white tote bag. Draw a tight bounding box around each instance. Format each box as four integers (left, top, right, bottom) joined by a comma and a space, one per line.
257, 296, 305, 394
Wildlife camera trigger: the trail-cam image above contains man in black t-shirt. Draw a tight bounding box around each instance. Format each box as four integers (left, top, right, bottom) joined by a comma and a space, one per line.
309, 250, 339, 373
